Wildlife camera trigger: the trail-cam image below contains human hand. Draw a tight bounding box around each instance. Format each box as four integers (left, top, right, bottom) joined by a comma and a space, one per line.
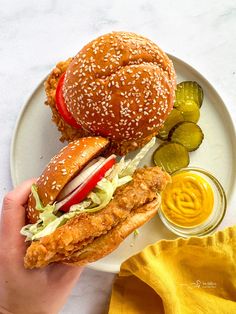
0, 180, 83, 314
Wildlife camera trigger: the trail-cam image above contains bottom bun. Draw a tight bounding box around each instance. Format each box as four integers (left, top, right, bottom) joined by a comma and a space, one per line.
63, 197, 160, 266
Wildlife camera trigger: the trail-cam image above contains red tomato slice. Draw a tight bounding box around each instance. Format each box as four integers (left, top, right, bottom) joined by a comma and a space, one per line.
55, 73, 81, 129
60, 157, 116, 212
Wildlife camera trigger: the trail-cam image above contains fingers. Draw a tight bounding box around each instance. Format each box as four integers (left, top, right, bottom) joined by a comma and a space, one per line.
0, 179, 36, 245
2, 179, 36, 210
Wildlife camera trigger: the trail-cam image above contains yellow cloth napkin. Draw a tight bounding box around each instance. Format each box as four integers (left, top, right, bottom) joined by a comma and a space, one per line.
109, 226, 236, 314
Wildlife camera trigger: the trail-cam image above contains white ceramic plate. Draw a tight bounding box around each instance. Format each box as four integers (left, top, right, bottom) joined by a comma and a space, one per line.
11, 55, 236, 273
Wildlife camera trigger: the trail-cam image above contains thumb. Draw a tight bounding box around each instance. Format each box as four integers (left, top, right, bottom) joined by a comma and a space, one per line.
0, 179, 36, 245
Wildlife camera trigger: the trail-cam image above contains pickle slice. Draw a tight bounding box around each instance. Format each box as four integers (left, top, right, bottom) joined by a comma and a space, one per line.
175, 81, 204, 108
153, 142, 189, 174
157, 109, 184, 140
176, 100, 200, 123
169, 122, 204, 152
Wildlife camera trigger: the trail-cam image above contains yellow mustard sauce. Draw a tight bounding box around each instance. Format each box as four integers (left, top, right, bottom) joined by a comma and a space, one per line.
161, 172, 214, 228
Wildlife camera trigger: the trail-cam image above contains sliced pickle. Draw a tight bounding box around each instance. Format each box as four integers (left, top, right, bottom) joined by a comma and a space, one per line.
176, 100, 200, 123
157, 109, 184, 140
153, 142, 189, 174
175, 81, 204, 108
169, 122, 204, 152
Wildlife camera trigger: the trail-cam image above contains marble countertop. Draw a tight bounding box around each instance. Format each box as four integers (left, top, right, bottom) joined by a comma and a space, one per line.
1, 0, 236, 313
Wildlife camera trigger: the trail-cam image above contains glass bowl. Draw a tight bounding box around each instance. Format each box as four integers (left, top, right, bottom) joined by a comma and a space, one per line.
158, 167, 227, 237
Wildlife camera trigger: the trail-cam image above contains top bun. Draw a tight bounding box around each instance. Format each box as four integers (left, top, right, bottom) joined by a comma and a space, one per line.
63, 32, 176, 153
27, 137, 109, 223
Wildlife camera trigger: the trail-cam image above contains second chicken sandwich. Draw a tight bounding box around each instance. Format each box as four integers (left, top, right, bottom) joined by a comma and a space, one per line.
45, 32, 176, 155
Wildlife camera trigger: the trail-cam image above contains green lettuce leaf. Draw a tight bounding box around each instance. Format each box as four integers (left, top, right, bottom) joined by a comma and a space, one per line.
31, 184, 54, 212
120, 137, 156, 177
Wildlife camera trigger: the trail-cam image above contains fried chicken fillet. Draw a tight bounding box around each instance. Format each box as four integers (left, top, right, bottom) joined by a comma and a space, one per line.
24, 167, 169, 269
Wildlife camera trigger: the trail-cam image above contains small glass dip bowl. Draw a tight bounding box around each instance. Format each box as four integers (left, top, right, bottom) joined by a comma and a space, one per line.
158, 167, 227, 237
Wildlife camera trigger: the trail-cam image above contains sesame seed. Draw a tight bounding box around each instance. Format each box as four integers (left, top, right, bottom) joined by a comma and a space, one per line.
63, 32, 175, 142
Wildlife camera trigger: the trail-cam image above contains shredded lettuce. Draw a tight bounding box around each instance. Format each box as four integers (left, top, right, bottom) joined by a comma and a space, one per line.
106, 156, 128, 180
21, 138, 156, 241
120, 137, 156, 177
70, 178, 115, 213
88, 192, 101, 205
21, 185, 59, 240
134, 229, 139, 236
31, 184, 56, 213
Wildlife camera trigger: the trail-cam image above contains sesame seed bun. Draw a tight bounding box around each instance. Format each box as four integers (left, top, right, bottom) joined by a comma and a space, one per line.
64, 32, 176, 142
27, 137, 109, 223
45, 32, 176, 155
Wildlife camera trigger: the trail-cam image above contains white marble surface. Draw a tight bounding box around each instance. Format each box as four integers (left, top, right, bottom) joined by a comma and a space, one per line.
1, 0, 236, 313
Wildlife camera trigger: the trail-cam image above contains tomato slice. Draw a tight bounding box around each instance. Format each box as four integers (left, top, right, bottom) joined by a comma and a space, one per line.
55, 73, 81, 129
59, 157, 116, 212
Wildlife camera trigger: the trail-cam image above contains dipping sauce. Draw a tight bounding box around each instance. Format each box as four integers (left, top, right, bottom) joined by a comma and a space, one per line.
161, 171, 214, 228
